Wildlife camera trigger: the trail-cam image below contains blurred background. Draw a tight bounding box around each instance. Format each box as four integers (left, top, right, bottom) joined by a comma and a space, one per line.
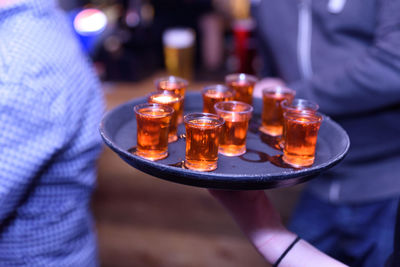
59, 0, 304, 266
61, 0, 261, 81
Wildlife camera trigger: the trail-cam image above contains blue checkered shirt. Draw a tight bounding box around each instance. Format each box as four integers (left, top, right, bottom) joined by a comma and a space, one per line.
0, 0, 104, 265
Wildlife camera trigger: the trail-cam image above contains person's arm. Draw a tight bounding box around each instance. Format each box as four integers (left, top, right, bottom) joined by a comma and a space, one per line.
0, 0, 24, 8
209, 190, 347, 267
0, 83, 64, 224
290, 0, 400, 117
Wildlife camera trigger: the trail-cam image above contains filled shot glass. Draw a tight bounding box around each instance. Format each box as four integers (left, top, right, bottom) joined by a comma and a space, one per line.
134, 103, 174, 161
259, 86, 296, 136
184, 113, 224, 171
155, 76, 188, 123
214, 101, 253, 156
225, 73, 258, 105
282, 111, 323, 168
280, 98, 319, 148
202, 84, 235, 114
148, 91, 183, 143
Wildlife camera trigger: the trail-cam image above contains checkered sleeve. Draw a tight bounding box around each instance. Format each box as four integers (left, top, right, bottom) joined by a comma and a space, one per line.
0, 82, 66, 224
0, 1, 104, 265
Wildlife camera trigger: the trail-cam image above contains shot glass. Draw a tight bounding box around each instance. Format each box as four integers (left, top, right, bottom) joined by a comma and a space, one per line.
225, 73, 258, 105
134, 103, 174, 161
148, 91, 183, 143
155, 76, 188, 123
282, 112, 323, 168
280, 98, 319, 148
184, 113, 224, 171
202, 84, 235, 114
259, 86, 296, 136
214, 101, 253, 156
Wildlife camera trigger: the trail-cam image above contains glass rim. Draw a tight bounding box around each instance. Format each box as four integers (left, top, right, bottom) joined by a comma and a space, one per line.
225, 73, 258, 83
134, 103, 174, 118
147, 90, 183, 103
214, 100, 254, 115
283, 111, 323, 123
154, 75, 189, 88
262, 85, 296, 95
281, 98, 319, 111
202, 84, 234, 96
184, 112, 225, 127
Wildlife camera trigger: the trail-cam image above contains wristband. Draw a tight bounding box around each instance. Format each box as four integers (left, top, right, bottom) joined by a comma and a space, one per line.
273, 235, 301, 267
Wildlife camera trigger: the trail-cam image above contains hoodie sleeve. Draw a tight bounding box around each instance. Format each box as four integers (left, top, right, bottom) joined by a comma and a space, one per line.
290, 0, 400, 117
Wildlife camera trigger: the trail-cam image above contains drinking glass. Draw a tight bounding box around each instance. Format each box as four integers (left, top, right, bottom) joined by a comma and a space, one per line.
134, 103, 174, 161
225, 73, 258, 105
214, 101, 253, 156
184, 113, 224, 171
280, 98, 319, 148
163, 28, 195, 81
282, 112, 323, 167
260, 86, 296, 136
148, 91, 183, 143
155, 76, 188, 123
202, 84, 235, 114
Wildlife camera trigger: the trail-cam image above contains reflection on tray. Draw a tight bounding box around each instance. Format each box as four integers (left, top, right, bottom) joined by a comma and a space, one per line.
249, 120, 282, 151
240, 148, 300, 170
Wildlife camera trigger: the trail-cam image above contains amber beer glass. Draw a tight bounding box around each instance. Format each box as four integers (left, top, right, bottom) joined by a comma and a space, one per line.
202, 85, 235, 114
163, 28, 195, 81
134, 103, 174, 161
260, 86, 296, 136
214, 101, 253, 156
282, 112, 323, 167
155, 76, 188, 124
148, 91, 183, 143
225, 73, 258, 105
184, 113, 224, 171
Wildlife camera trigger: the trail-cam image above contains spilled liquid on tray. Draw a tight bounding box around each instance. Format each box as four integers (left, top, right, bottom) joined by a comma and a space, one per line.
168, 160, 186, 169
128, 146, 137, 154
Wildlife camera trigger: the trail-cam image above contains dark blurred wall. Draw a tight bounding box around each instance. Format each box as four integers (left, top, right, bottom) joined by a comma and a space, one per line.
90, 0, 213, 81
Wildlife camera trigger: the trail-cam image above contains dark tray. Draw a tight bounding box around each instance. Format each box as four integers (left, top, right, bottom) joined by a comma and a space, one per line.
99, 92, 350, 190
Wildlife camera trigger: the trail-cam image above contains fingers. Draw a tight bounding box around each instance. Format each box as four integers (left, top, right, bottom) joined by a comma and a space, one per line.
253, 78, 285, 98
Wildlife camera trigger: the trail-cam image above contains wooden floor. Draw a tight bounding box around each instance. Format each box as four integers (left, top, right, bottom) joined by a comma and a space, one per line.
92, 78, 304, 267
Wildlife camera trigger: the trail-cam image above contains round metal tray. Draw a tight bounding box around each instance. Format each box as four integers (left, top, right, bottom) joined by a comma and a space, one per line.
99, 92, 350, 190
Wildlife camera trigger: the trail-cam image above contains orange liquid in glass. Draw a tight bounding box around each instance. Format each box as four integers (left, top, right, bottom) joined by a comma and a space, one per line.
157, 81, 186, 96
280, 107, 318, 149
148, 94, 182, 142
227, 81, 255, 105
260, 92, 295, 136
283, 116, 321, 167
203, 91, 234, 114
136, 108, 171, 160
157, 81, 186, 123
185, 119, 221, 171
219, 119, 249, 156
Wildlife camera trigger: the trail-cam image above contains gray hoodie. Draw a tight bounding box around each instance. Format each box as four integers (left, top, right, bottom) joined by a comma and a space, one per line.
252, 0, 400, 203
